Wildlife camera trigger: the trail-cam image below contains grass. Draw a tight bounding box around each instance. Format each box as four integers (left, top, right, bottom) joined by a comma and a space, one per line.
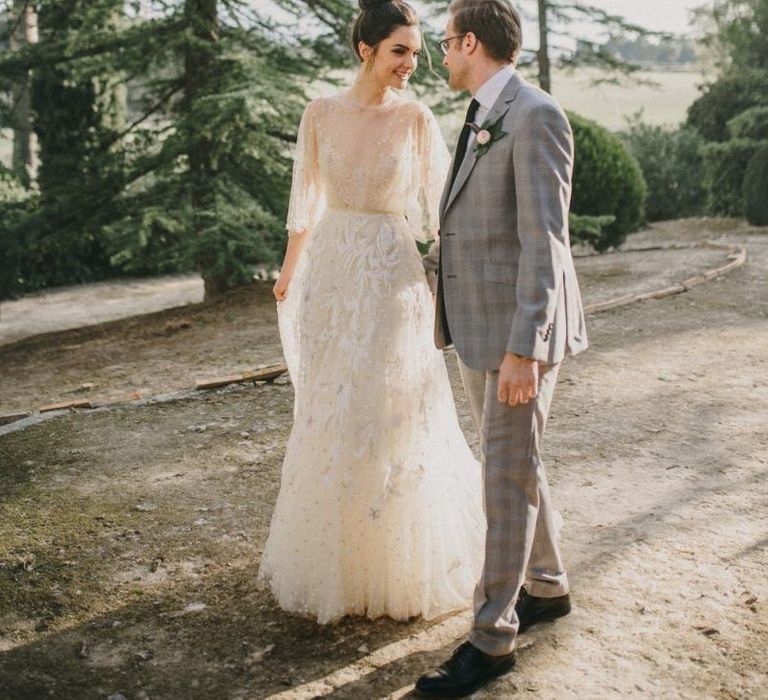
547, 67, 706, 131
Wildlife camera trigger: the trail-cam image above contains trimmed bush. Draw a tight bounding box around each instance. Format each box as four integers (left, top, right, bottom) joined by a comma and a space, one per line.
701, 139, 768, 216
744, 145, 768, 226
622, 116, 707, 221
568, 111, 647, 251
569, 213, 616, 246
728, 106, 768, 141
686, 70, 768, 142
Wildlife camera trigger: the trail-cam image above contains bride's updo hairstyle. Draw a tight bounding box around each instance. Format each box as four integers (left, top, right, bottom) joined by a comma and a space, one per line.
352, 0, 419, 61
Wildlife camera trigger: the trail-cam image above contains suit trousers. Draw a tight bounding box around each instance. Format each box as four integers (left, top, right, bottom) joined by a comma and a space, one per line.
457, 355, 569, 655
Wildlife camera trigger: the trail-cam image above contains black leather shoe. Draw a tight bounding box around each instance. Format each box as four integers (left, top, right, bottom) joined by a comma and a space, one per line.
415, 641, 516, 698
516, 587, 571, 633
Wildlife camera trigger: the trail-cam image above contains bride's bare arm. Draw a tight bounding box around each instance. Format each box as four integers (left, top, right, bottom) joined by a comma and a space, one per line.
273, 231, 309, 301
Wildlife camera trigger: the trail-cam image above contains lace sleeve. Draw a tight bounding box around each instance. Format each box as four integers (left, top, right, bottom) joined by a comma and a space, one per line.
408, 104, 450, 242
286, 100, 325, 237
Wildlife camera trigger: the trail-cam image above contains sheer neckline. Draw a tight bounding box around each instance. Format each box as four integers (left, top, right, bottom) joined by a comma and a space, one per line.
333, 91, 404, 112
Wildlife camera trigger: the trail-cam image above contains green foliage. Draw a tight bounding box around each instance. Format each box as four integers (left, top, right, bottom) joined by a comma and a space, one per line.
744, 145, 768, 225
28, 3, 126, 286
621, 115, 707, 221
728, 106, 768, 141
0, 0, 360, 301
0, 167, 32, 205
516, 0, 659, 92
0, 169, 34, 301
568, 213, 616, 246
692, 0, 768, 73
567, 111, 647, 251
686, 70, 768, 142
701, 139, 768, 216
686, 1, 768, 223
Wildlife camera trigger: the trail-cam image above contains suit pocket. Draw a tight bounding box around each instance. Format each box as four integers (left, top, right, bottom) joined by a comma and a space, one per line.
483, 261, 516, 286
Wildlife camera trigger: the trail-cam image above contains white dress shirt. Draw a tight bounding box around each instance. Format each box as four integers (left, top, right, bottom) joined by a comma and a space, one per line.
469, 64, 517, 148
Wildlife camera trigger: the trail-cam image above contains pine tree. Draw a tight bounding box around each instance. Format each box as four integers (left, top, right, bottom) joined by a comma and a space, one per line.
29, 0, 127, 286
0, 0, 358, 300
420, 0, 660, 94
692, 0, 768, 74
524, 0, 659, 94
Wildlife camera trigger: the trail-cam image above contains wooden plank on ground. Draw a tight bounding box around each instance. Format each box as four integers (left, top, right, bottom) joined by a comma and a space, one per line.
195, 363, 288, 391
241, 364, 288, 383
0, 412, 32, 426
195, 374, 249, 390
39, 400, 92, 413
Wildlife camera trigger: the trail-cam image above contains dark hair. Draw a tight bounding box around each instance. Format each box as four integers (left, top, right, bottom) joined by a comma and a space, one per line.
352, 0, 419, 62
448, 0, 522, 64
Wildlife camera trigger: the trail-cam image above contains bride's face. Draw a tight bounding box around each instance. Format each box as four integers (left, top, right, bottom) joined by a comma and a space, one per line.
367, 25, 422, 90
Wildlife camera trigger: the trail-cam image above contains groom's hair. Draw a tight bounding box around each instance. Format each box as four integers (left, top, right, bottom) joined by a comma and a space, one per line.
448, 0, 522, 64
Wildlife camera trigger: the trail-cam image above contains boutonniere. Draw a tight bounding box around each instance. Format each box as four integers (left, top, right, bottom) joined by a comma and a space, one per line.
469, 109, 509, 158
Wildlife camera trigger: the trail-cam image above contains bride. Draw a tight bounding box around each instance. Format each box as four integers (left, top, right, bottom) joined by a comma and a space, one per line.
258, 0, 485, 624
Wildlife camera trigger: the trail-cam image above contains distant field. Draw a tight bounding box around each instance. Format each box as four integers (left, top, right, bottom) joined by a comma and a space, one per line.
0, 67, 706, 170
549, 67, 706, 131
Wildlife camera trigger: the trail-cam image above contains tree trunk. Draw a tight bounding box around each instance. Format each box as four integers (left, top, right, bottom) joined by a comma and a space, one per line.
95, 7, 127, 138
10, 0, 38, 185
537, 0, 551, 94
183, 0, 220, 300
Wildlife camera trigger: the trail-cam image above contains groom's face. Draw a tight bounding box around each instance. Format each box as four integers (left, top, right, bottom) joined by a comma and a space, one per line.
443, 17, 469, 91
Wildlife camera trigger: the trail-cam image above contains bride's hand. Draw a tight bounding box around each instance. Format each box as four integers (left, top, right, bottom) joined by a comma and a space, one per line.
273, 272, 291, 301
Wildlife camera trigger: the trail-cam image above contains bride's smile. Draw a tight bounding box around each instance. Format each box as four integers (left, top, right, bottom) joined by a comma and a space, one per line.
356, 24, 423, 97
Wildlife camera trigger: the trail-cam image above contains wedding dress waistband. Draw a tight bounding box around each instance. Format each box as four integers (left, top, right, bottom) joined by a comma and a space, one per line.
324, 207, 404, 219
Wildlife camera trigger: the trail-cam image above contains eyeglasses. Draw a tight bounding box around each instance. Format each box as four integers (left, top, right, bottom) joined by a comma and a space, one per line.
436, 34, 467, 56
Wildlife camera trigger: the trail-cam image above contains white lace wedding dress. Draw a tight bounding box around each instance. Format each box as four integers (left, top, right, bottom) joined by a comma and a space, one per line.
257, 92, 485, 623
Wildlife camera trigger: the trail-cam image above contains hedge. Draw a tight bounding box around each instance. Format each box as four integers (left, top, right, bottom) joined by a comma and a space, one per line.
568, 111, 647, 251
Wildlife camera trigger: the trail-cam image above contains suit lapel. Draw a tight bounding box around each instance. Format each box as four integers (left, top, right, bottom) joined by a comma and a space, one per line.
438, 159, 452, 218
440, 72, 526, 219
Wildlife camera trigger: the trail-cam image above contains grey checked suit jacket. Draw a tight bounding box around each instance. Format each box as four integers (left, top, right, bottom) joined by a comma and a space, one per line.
424, 71, 588, 369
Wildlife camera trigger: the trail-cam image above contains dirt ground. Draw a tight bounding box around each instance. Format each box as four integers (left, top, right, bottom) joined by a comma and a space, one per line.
0, 218, 766, 699
0, 234, 735, 417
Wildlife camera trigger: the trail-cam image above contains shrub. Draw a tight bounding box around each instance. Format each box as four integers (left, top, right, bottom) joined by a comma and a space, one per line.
0, 168, 32, 205
701, 139, 768, 216
569, 213, 616, 246
0, 170, 35, 303
568, 111, 647, 251
686, 70, 768, 142
622, 115, 707, 221
744, 145, 768, 226
728, 106, 768, 141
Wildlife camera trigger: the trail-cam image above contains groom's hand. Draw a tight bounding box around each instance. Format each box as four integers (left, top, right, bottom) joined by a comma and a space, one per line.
498, 353, 539, 407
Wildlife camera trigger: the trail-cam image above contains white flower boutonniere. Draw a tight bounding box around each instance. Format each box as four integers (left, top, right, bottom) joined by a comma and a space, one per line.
469, 109, 509, 158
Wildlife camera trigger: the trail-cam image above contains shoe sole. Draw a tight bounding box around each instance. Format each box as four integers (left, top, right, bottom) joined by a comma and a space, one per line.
415, 657, 516, 698
518, 606, 571, 634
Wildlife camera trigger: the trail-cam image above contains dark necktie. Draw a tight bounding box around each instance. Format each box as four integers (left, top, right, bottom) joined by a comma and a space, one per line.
449, 98, 480, 192
439, 98, 479, 347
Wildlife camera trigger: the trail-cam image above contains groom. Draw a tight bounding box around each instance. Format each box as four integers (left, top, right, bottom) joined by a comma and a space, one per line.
418, 0, 588, 696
